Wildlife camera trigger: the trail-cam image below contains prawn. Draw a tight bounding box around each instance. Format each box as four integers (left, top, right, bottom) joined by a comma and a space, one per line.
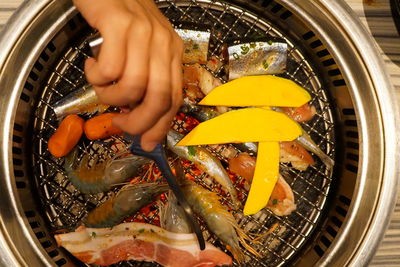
85, 183, 168, 228
160, 191, 192, 234
167, 130, 241, 209
64, 149, 151, 194
175, 163, 260, 263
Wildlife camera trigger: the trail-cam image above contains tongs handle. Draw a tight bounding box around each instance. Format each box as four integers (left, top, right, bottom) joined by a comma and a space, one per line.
87, 33, 103, 58
128, 135, 205, 250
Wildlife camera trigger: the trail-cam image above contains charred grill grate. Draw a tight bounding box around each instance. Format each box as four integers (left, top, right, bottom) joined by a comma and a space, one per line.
32, 0, 335, 266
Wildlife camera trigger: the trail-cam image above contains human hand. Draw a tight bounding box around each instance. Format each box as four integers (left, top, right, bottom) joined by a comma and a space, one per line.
73, 0, 183, 151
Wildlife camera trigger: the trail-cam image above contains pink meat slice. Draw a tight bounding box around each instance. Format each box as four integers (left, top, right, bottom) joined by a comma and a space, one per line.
55, 222, 232, 267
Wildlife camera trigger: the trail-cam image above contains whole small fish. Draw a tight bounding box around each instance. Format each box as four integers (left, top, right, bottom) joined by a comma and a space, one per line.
52, 85, 109, 119
166, 130, 241, 209
228, 41, 287, 80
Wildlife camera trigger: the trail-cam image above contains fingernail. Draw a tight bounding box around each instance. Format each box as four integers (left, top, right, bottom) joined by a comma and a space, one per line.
142, 141, 158, 152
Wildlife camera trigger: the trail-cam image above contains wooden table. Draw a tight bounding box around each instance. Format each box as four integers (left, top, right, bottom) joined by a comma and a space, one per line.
1, 0, 399, 265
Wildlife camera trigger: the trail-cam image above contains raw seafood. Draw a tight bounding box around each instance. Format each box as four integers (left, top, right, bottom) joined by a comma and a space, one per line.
55, 222, 232, 267
266, 175, 296, 216
228, 41, 287, 79
160, 191, 192, 233
64, 149, 151, 194
229, 153, 297, 216
280, 141, 315, 171
52, 85, 109, 119
228, 152, 256, 182
183, 63, 222, 96
176, 165, 261, 263
297, 130, 334, 168
167, 130, 241, 209
85, 183, 168, 227
281, 103, 317, 122
176, 28, 210, 64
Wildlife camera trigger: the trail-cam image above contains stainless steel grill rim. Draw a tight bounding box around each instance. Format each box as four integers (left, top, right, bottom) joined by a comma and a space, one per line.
0, 0, 398, 266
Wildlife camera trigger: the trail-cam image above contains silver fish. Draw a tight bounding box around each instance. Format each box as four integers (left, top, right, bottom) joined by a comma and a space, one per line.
228, 41, 287, 80
175, 29, 211, 64
52, 85, 109, 119
160, 191, 192, 234
297, 130, 334, 169
166, 130, 241, 209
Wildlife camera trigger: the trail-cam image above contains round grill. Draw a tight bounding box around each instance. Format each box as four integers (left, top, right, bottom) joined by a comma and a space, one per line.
32, 0, 335, 266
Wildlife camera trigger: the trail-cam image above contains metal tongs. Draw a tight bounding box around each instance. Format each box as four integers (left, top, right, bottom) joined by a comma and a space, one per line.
88, 34, 205, 250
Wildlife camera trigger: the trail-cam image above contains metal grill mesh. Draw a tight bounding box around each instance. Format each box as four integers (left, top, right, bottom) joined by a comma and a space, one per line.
32, 0, 335, 266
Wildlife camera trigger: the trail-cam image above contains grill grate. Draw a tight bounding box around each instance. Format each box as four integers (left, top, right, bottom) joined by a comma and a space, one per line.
32, 0, 335, 266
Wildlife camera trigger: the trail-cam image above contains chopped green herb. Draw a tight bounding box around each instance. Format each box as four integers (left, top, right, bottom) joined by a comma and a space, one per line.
91, 232, 97, 238
193, 43, 199, 50
233, 52, 240, 59
267, 40, 273, 45
150, 229, 155, 233
240, 45, 250, 55
188, 146, 196, 157
272, 199, 278, 205
138, 228, 145, 233
250, 42, 257, 48
262, 60, 269, 69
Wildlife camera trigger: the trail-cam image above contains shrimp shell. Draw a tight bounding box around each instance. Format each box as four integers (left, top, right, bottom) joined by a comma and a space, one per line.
64, 150, 151, 194
85, 183, 168, 228
175, 163, 260, 263
160, 191, 192, 234
167, 130, 241, 209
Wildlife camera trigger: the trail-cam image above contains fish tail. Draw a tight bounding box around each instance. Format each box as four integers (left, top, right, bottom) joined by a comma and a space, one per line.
320, 153, 335, 169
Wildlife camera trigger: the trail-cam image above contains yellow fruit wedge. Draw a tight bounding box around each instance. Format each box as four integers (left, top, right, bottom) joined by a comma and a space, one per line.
199, 75, 311, 107
177, 108, 302, 146
243, 141, 280, 215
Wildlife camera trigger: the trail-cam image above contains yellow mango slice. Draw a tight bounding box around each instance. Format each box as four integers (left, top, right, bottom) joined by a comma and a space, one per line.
199, 75, 311, 107
177, 108, 302, 146
243, 141, 280, 215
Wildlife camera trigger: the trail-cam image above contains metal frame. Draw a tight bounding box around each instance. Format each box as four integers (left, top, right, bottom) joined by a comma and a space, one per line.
0, 0, 398, 266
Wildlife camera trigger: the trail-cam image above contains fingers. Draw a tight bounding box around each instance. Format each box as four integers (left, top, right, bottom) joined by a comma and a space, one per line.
112, 34, 183, 150
140, 53, 183, 151
74, 0, 184, 149
77, 0, 131, 85
92, 18, 152, 106
84, 20, 128, 85
112, 31, 174, 135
